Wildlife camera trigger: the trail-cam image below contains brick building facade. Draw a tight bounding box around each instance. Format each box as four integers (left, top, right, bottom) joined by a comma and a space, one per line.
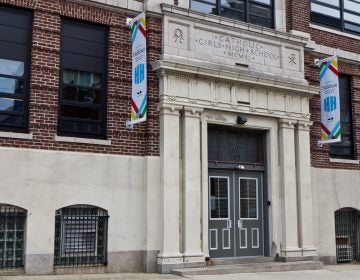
1, 0, 360, 276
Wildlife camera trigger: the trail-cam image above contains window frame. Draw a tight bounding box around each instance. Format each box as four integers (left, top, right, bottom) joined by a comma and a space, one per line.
58, 19, 108, 140
0, 6, 32, 133
190, 0, 275, 29
311, 0, 360, 35
329, 75, 354, 159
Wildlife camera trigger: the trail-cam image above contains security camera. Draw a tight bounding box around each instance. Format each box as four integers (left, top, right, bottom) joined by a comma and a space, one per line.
236, 115, 247, 125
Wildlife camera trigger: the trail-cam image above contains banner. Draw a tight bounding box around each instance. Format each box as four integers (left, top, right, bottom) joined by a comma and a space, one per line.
317, 56, 341, 144
128, 12, 147, 126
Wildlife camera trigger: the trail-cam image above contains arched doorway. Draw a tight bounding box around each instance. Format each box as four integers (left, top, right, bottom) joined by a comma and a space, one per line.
335, 207, 360, 262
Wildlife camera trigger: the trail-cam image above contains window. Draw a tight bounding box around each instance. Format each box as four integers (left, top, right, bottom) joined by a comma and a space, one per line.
190, 0, 274, 28
311, 0, 360, 34
54, 205, 108, 267
0, 204, 27, 269
59, 20, 108, 139
209, 177, 230, 219
0, 7, 32, 132
330, 75, 354, 159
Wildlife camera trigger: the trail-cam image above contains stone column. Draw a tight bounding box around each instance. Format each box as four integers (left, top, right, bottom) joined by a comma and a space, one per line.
157, 104, 183, 273
278, 119, 301, 259
182, 107, 205, 267
295, 121, 317, 257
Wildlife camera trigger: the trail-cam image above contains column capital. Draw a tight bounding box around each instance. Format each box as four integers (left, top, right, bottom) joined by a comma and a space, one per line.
158, 103, 183, 116
296, 120, 313, 131
278, 118, 296, 129
182, 106, 203, 118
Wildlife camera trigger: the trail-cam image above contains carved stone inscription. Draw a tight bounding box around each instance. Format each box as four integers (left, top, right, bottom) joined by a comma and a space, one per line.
194, 29, 281, 67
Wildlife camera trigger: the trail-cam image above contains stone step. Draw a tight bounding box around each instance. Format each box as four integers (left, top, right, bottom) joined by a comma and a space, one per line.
207, 256, 276, 266
172, 261, 323, 276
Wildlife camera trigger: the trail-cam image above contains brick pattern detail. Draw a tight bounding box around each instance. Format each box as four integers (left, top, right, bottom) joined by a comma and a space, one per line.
286, 0, 310, 33
0, 0, 161, 156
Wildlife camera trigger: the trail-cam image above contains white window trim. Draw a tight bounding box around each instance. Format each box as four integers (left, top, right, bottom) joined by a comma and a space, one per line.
238, 177, 259, 220
330, 158, 360, 164
55, 135, 111, 146
209, 176, 230, 220
0, 131, 33, 140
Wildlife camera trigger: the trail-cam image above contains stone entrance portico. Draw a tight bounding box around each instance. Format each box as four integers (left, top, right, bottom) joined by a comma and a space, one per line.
153, 5, 319, 273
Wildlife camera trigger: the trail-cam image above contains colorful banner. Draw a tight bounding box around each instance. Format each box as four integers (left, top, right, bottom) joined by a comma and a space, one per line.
128, 12, 147, 126
317, 56, 341, 144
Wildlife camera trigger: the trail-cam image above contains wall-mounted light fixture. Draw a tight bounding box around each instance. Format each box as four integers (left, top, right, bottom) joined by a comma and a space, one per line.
236, 115, 247, 125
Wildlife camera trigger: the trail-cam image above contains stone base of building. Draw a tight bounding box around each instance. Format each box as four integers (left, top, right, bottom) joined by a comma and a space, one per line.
157, 253, 206, 273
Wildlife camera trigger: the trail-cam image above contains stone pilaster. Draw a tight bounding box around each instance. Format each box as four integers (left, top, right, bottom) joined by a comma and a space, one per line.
295, 121, 317, 257
181, 107, 205, 267
278, 119, 302, 259
157, 104, 183, 273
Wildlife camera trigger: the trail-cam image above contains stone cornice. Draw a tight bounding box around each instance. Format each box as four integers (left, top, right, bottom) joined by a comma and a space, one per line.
152, 59, 319, 97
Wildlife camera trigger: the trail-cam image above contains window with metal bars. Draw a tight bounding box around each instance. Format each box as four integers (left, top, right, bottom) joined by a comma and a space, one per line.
54, 205, 108, 267
0, 204, 26, 269
59, 20, 108, 139
311, 0, 360, 34
0, 6, 32, 132
335, 208, 360, 262
190, 0, 274, 28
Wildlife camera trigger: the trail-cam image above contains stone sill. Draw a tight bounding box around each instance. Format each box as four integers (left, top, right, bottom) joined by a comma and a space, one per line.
54, 135, 111, 146
0, 131, 33, 140
329, 158, 360, 165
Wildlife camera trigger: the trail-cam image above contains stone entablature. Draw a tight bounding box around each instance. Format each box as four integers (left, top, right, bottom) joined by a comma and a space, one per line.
162, 4, 309, 85
151, 63, 318, 121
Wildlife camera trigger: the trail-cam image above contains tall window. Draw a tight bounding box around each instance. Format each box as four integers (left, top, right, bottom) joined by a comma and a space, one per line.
59, 20, 108, 139
0, 7, 32, 132
330, 75, 354, 159
190, 0, 273, 28
0, 204, 27, 269
311, 0, 360, 34
54, 205, 108, 267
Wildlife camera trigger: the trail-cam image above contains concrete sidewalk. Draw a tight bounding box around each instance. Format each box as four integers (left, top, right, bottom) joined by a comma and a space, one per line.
1, 265, 360, 280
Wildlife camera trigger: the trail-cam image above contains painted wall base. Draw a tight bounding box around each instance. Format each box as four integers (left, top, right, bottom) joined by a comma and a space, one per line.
25, 254, 53, 275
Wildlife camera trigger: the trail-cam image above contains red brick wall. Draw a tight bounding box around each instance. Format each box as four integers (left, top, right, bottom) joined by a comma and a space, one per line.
0, 0, 161, 156
288, 0, 360, 169
305, 54, 360, 170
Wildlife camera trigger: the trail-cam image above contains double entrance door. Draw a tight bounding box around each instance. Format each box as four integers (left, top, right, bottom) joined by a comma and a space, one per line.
209, 170, 264, 258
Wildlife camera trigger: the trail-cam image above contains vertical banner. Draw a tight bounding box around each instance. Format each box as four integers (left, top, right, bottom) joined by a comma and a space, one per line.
127, 12, 147, 127
317, 56, 341, 144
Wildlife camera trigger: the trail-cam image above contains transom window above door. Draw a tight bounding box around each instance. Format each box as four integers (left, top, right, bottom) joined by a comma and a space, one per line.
190, 0, 274, 28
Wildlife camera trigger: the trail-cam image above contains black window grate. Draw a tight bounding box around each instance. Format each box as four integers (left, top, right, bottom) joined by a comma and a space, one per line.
335, 208, 360, 263
0, 204, 26, 269
54, 206, 108, 267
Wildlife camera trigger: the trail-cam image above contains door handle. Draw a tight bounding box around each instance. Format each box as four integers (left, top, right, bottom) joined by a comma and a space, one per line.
227, 220, 232, 229
237, 220, 243, 228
